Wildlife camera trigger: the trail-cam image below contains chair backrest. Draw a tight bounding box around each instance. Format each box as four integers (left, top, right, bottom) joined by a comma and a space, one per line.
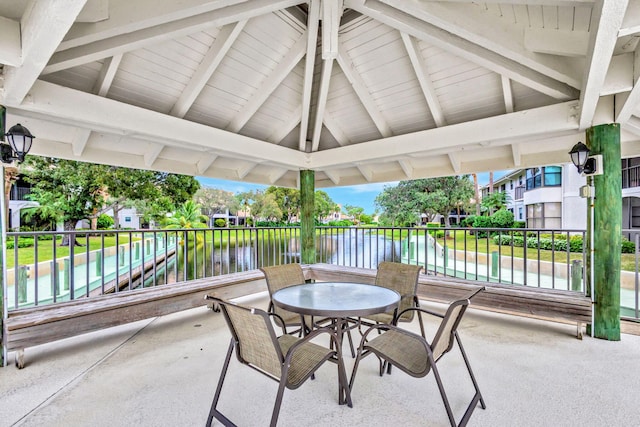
260, 264, 306, 295
213, 296, 284, 379
375, 262, 422, 321
430, 298, 469, 362
260, 264, 307, 324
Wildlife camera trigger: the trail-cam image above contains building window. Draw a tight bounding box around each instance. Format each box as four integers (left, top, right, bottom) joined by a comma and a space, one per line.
518, 207, 523, 220
510, 180, 513, 190
125, 216, 131, 222
622, 157, 640, 189
526, 202, 561, 229
526, 166, 562, 190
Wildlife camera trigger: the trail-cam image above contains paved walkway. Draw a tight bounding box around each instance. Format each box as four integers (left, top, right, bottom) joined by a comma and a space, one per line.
2, 293, 640, 427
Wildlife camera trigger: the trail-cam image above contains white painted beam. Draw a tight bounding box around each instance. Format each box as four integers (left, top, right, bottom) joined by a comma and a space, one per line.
336, 45, 392, 136
322, 0, 343, 59
197, 154, 218, 174
311, 58, 335, 152
171, 21, 245, 118
524, 29, 589, 57
619, 1, 640, 37
267, 106, 302, 144
420, 0, 593, 4
144, 144, 164, 167
448, 152, 461, 173
502, 76, 514, 113
309, 101, 580, 168
0, 16, 21, 67
43, 0, 302, 74
601, 53, 633, 96
398, 160, 413, 178
356, 164, 373, 181
324, 169, 341, 185
227, 34, 306, 132
269, 168, 289, 184
579, 0, 628, 129
369, 0, 581, 91
237, 163, 256, 179
11, 80, 307, 167
512, 143, 521, 167
93, 54, 123, 96
3, 0, 89, 104
322, 111, 350, 146
616, 48, 640, 123
400, 32, 446, 127
77, 0, 109, 23
72, 128, 92, 156
59, 0, 250, 50
299, 0, 321, 151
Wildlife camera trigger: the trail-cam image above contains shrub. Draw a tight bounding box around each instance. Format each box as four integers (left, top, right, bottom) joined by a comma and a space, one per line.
327, 220, 353, 226
96, 214, 114, 230
490, 209, 514, 229
471, 216, 492, 237
622, 238, 635, 254
461, 216, 476, 227
214, 219, 227, 228
512, 221, 526, 229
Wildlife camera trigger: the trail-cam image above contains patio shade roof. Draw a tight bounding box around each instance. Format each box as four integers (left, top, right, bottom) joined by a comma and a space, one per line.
1, 0, 639, 188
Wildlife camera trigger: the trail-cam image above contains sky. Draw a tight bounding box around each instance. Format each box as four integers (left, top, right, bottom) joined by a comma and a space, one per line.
196, 170, 512, 215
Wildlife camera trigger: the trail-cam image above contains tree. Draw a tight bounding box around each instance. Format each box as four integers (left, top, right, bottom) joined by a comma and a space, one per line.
194, 187, 236, 225
375, 176, 475, 227
20, 157, 107, 246
472, 173, 481, 215
164, 200, 209, 229
481, 191, 510, 215
314, 190, 337, 221
344, 204, 365, 224
266, 186, 300, 222
251, 191, 282, 222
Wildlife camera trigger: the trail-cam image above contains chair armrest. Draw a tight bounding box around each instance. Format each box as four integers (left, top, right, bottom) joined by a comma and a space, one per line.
393, 306, 444, 325
267, 312, 288, 335
284, 326, 340, 358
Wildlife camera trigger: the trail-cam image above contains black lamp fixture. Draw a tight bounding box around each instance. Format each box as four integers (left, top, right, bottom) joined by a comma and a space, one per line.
569, 141, 596, 174
1, 123, 35, 164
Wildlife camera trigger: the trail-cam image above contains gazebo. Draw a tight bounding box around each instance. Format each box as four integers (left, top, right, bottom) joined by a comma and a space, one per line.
0, 0, 636, 341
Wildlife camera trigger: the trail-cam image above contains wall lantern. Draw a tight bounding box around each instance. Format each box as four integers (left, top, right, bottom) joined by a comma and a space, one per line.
569, 141, 598, 175
1, 123, 35, 164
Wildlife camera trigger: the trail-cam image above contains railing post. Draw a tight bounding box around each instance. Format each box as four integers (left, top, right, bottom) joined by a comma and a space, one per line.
491, 250, 499, 278
571, 259, 583, 292
17, 266, 28, 304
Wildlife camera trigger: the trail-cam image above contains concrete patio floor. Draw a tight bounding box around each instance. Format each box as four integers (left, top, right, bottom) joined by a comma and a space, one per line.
2, 292, 640, 427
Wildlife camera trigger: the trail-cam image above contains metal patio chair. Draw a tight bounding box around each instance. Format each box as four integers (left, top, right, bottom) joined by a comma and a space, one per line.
260, 264, 314, 335
359, 262, 425, 337
349, 287, 486, 427
204, 295, 352, 427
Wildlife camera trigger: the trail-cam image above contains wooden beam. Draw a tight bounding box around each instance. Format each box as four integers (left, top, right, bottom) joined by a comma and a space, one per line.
196, 154, 218, 174
269, 168, 289, 184
323, 169, 341, 185
448, 152, 461, 173
267, 106, 301, 144
356, 164, 373, 181
419, 0, 593, 4
372, 0, 581, 90
336, 45, 392, 137
619, 0, 640, 37
511, 143, 521, 167
236, 163, 256, 179
322, 0, 343, 59
44, 0, 302, 74
144, 144, 164, 167
227, 34, 306, 132
309, 101, 580, 168
349, 0, 579, 98
171, 21, 246, 118
71, 128, 92, 156
93, 54, 123, 96
3, 0, 89, 104
579, 0, 629, 129
300, 170, 315, 264
615, 48, 640, 123
299, 0, 321, 151
0, 16, 21, 67
401, 32, 446, 127
311, 58, 335, 152
398, 159, 413, 178
524, 29, 589, 57
502, 76, 514, 113
322, 111, 350, 146
10, 80, 307, 167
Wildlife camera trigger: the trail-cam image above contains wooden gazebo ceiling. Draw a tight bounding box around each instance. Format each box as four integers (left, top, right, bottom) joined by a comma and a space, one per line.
1, 0, 640, 188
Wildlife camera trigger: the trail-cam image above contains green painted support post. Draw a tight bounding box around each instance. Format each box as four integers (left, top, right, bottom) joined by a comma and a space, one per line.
571, 259, 583, 292
95, 251, 102, 275
146, 240, 151, 256
52, 261, 60, 296
1, 105, 6, 366
63, 259, 70, 291
300, 170, 315, 265
135, 242, 140, 260
491, 251, 498, 277
119, 247, 125, 266
587, 123, 621, 341
18, 266, 28, 304
443, 246, 448, 270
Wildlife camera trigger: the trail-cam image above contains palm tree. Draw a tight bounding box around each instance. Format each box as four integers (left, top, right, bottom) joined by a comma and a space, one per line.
165, 201, 209, 280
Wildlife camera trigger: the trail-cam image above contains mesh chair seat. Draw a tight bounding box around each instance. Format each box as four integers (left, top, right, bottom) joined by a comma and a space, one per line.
204, 295, 352, 427
349, 287, 486, 427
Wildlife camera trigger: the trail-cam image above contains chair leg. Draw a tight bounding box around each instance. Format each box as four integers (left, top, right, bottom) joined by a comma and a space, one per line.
207, 339, 236, 427
455, 332, 486, 410
430, 362, 459, 427
270, 378, 288, 427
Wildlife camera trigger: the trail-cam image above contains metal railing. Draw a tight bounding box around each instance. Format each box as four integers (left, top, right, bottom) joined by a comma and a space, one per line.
4, 226, 639, 321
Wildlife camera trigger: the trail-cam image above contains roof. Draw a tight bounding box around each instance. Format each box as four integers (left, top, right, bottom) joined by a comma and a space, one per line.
1, 0, 639, 189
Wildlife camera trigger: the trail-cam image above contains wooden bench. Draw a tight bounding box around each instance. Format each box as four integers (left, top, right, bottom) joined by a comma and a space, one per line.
5, 269, 272, 368
307, 263, 592, 339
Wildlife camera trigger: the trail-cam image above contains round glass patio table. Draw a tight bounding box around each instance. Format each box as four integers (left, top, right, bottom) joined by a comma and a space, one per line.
271, 281, 400, 319
272, 282, 400, 406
